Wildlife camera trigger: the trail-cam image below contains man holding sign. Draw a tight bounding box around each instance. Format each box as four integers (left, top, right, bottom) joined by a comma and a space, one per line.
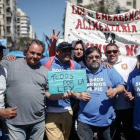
40, 41, 90, 140
76, 46, 125, 140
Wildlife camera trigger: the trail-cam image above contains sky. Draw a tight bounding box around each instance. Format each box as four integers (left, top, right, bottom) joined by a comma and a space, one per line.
17, 0, 67, 40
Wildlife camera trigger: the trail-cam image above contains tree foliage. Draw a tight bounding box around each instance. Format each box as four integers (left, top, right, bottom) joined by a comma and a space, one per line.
15, 37, 31, 52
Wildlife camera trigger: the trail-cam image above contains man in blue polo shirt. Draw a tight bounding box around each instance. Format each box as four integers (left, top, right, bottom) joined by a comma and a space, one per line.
125, 47, 140, 140
40, 42, 90, 140
75, 46, 125, 140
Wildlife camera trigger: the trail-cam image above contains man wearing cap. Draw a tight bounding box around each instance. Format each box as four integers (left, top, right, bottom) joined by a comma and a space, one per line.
104, 43, 137, 140
40, 41, 90, 140
0, 43, 17, 139
125, 47, 140, 140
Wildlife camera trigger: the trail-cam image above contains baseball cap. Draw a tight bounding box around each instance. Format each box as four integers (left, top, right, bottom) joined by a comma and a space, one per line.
0, 39, 7, 49
57, 42, 73, 50
136, 47, 140, 56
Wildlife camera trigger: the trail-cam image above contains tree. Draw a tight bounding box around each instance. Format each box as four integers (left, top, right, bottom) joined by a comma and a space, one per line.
15, 37, 31, 52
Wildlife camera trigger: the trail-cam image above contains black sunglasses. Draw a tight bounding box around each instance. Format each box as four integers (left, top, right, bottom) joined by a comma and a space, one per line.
106, 50, 118, 54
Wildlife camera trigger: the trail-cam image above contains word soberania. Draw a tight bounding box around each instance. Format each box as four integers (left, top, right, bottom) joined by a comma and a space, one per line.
48, 69, 87, 94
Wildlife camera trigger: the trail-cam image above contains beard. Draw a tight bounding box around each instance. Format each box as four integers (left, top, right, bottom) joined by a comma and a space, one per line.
90, 62, 100, 70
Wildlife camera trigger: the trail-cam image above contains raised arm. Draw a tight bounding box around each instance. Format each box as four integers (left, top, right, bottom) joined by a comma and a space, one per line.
49, 29, 60, 57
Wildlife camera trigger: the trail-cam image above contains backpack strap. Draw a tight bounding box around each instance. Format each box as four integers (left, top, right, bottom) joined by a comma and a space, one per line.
70, 59, 75, 70
45, 56, 55, 69
45, 56, 75, 70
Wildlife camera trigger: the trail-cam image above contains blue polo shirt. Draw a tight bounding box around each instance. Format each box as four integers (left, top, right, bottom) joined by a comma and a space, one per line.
127, 68, 140, 131
40, 56, 81, 108
78, 64, 125, 127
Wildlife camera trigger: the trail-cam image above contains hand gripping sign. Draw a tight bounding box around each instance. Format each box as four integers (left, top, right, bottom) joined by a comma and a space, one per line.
48, 69, 87, 94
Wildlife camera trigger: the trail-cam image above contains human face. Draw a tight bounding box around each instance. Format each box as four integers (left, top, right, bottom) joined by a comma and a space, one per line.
0, 49, 3, 61
74, 43, 84, 58
56, 48, 72, 64
86, 51, 101, 72
105, 45, 120, 64
24, 43, 43, 66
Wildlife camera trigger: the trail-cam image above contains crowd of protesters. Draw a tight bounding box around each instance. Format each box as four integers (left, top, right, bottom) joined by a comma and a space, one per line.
0, 30, 140, 140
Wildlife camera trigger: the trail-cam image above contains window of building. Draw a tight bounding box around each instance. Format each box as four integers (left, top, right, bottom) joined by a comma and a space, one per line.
126, 1, 132, 6
77, 0, 83, 3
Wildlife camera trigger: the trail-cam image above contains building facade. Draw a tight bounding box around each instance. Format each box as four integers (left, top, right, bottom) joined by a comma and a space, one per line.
29, 25, 36, 39
0, 0, 17, 48
70, 0, 140, 10
16, 8, 30, 38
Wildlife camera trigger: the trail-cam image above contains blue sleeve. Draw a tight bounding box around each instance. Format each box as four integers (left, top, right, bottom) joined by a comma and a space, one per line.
40, 57, 49, 66
127, 72, 135, 95
109, 68, 125, 88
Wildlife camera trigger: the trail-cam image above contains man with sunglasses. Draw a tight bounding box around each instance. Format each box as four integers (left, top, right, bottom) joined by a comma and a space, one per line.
76, 46, 125, 140
105, 43, 137, 140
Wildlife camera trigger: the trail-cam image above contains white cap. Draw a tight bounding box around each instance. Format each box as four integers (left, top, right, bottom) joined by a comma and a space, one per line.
136, 47, 140, 56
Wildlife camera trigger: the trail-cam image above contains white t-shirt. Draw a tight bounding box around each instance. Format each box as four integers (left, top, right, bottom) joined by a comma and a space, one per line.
106, 56, 137, 110
0, 64, 7, 109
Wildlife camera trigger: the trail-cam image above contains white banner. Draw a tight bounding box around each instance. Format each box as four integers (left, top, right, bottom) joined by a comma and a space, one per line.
64, 2, 140, 58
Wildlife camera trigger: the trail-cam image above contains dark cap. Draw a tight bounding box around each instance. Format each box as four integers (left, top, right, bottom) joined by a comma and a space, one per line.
57, 42, 73, 50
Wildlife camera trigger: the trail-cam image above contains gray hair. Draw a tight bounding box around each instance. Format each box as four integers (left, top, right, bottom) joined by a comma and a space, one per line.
24, 39, 45, 56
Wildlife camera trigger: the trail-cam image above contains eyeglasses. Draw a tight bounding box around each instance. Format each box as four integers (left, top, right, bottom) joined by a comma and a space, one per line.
87, 55, 100, 60
106, 50, 118, 54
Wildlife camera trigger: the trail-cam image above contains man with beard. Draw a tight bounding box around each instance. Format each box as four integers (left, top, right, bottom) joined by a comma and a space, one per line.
74, 46, 125, 140
105, 43, 136, 140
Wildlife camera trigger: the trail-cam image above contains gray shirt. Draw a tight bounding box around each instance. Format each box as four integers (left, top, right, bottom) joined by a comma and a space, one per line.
2, 58, 48, 125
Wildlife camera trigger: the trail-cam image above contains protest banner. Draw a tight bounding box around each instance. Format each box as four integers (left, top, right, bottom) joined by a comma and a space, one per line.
48, 69, 87, 94
64, 2, 140, 58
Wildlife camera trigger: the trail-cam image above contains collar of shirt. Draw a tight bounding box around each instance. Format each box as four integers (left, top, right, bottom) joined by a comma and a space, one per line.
105, 56, 122, 66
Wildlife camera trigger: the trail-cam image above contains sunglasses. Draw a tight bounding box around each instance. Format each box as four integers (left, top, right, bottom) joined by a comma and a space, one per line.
106, 50, 118, 54
87, 55, 100, 60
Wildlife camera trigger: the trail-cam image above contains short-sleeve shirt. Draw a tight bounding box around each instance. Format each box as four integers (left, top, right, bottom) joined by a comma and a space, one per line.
1, 58, 48, 125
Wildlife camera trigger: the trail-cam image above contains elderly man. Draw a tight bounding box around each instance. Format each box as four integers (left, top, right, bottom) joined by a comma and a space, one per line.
105, 43, 136, 140
125, 47, 140, 140
40, 41, 90, 140
75, 46, 125, 140
1, 39, 70, 140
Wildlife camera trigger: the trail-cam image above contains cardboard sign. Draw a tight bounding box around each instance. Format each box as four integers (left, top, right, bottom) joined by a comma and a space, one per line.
48, 69, 87, 94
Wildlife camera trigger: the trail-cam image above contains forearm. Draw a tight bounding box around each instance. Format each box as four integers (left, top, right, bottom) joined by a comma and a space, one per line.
113, 85, 125, 95
72, 92, 81, 100
49, 42, 56, 57
45, 92, 62, 100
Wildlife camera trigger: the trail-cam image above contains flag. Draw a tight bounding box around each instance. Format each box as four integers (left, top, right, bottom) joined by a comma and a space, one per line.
42, 33, 51, 57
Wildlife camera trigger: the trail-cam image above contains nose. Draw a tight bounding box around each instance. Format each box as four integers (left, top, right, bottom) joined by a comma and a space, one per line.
77, 49, 81, 53
33, 53, 38, 58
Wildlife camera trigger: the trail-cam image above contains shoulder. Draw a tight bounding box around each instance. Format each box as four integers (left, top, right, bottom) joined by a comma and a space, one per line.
40, 57, 50, 66
73, 61, 82, 69
129, 69, 139, 78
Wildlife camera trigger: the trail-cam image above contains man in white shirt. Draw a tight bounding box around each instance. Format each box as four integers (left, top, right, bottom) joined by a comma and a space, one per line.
105, 43, 137, 140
